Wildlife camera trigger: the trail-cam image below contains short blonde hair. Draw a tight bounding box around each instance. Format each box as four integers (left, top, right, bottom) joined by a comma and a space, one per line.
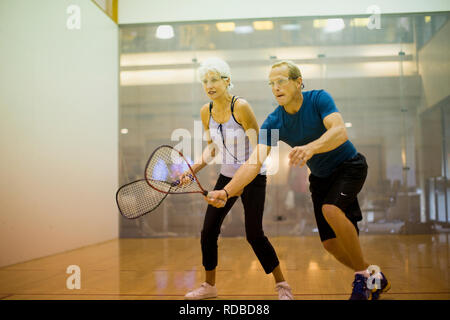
197, 57, 234, 90
271, 60, 302, 79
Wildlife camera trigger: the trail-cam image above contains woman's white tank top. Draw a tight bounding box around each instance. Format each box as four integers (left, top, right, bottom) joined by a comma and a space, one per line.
208, 96, 266, 178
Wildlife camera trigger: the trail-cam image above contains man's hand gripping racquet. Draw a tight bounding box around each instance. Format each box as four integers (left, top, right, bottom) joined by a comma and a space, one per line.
144, 145, 225, 205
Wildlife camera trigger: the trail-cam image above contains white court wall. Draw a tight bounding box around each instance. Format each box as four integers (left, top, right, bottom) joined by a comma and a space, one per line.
0, 0, 119, 267
119, 0, 450, 24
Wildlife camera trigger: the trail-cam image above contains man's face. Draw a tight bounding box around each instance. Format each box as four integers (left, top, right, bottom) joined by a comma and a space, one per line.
268, 65, 302, 106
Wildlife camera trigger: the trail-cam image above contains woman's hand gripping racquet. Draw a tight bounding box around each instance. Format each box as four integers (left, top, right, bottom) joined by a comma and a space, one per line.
144, 145, 225, 205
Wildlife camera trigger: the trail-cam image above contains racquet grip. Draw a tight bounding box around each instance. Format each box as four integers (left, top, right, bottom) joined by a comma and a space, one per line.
205, 191, 227, 207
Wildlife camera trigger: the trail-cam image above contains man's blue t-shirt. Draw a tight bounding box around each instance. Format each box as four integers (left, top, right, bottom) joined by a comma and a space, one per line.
259, 90, 357, 178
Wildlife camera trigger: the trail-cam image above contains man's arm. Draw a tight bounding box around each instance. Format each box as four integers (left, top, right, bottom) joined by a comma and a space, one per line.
224, 143, 270, 196
309, 112, 348, 153
206, 143, 271, 207
289, 112, 348, 167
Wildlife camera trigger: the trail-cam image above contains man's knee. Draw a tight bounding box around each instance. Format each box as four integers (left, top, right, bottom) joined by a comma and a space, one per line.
322, 204, 342, 222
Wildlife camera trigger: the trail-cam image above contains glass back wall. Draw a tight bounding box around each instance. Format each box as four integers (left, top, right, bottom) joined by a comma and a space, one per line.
119, 12, 450, 238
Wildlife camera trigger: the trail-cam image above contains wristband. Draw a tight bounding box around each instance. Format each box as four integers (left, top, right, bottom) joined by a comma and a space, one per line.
223, 189, 229, 199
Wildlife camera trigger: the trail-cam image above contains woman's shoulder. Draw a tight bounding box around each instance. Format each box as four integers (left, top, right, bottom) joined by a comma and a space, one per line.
233, 97, 253, 114
233, 97, 256, 125
200, 102, 210, 113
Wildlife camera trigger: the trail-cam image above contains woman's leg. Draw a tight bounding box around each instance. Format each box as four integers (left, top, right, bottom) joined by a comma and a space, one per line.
240, 175, 283, 282
200, 174, 239, 284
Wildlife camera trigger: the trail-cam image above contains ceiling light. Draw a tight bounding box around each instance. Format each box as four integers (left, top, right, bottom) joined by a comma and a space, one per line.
234, 25, 254, 34
350, 18, 370, 27
216, 22, 235, 32
324, 19, 345, 33
253, 21, 274, 30
314, 19, 345, 32
313, 19, 328, 28
156, 25, 174, 39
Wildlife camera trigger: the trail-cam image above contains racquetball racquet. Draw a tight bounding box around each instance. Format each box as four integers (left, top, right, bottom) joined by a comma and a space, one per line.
116, 179, 168, 219
144, 145, 214, 198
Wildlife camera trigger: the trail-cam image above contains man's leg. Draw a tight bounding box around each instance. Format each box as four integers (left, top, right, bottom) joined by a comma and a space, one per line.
322, 204, 369, 272
322, 238, 354, 270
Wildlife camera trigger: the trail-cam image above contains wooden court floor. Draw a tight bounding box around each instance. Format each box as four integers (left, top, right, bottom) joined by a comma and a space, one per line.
1, 234, 449, 300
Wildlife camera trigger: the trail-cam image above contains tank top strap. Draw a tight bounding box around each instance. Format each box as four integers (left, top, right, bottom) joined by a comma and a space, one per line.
230, 96, 242, 127
209, 96, 242, 127
230, 95, 238, 112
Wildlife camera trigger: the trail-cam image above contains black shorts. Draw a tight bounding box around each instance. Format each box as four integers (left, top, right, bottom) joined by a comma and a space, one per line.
309, 153, 368, 242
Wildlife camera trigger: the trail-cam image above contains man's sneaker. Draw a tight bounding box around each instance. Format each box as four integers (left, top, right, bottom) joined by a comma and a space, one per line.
184, 282, 218, 300
276, 281, 294, 300
369, 272, 391, 300
349, 274, 371, 300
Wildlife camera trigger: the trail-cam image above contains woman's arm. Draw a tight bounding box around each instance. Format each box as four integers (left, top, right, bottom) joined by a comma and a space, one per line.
189, 104, 217, 174
233, 99, 259, 148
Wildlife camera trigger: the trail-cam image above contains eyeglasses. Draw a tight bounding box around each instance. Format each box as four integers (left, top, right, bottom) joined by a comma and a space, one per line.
202, 76, 228, 85
268, 77, 297, 88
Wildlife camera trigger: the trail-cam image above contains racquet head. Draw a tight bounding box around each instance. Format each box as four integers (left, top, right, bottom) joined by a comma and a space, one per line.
116, 179, 168, 219
144, 145, 208, 195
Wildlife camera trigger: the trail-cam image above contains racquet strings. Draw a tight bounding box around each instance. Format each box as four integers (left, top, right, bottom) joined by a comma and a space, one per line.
116, 179, 168, 219
145, 146, 204, 194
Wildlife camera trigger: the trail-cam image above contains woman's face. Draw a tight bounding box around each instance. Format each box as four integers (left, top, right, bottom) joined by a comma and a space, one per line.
202, 71, 230, 100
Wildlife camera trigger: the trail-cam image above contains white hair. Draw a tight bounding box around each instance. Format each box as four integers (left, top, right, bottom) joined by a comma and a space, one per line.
197, 57, 234, 90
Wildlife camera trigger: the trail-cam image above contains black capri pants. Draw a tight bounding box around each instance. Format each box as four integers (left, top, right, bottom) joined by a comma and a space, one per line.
201, 174, 280, 274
